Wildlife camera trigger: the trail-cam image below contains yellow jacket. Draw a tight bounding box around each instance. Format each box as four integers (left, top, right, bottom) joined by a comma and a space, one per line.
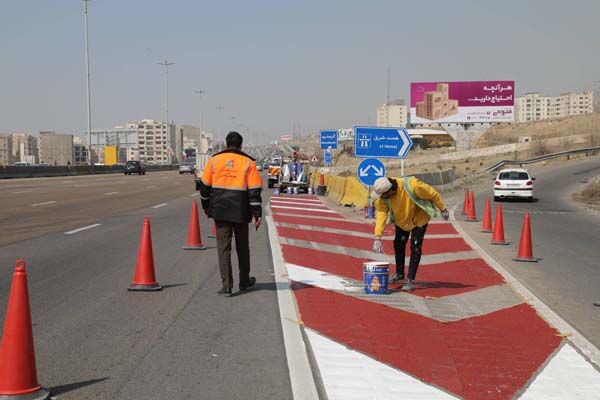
374, 177, 446, 235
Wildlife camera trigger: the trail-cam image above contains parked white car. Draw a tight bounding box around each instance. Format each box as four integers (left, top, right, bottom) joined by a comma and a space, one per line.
494, 168, 535, 201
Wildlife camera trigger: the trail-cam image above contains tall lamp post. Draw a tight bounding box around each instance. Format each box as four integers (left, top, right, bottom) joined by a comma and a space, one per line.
193, 90, 205, 132
83, 0, 92, 165
158, 60, 174, 163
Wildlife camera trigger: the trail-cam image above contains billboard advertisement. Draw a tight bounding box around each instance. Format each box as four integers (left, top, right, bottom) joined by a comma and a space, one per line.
410, 81, 514, 123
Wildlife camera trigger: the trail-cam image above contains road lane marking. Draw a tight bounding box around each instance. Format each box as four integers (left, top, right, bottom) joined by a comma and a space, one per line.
64, 224, 102, 235
12, 190, 33, 194
190, 193, 199, 197
104, 192, 118, 195
270, 205, 337, 213
146, 185, 156, 189
152, 203, 167, 209
32, 201, 56, 207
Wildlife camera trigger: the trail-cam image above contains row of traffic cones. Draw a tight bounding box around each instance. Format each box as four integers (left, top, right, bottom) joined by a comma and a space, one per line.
0, 200, 214, 398
462, 189, 538, 262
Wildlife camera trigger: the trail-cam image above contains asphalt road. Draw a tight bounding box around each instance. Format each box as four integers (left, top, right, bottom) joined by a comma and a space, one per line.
0, 171, 292, 399
457, 156, 600, 349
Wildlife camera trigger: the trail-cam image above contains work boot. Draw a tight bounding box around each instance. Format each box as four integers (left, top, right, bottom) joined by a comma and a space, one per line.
401, 279, 415, 292
390, 273, 404, 283
218, 287, 233, 297
239, 276, 256, 291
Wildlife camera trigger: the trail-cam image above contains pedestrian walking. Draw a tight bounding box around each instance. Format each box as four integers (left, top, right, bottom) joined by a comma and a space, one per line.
199, 131, 263, 296
371, 176, 449, 291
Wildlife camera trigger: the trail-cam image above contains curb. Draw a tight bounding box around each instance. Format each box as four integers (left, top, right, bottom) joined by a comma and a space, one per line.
449, 204, 600, 369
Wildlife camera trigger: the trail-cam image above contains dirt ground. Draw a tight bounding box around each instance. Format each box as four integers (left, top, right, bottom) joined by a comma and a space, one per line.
573, 176, 600, 209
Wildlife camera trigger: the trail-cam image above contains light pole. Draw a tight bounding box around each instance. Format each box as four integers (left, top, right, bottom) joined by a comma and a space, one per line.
83, 0, 92, 165
193, 90, 205, 131
158, 60, 174, 162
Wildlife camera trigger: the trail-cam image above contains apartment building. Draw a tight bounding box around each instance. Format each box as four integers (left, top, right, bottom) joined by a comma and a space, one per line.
38, 131, 74, 165
0, 134, 13, 165
133, 120, 176, 165
11, 133, 38, 164
515, 91, 594, 123
73, 136, 88, 165
377, 99, 408, 127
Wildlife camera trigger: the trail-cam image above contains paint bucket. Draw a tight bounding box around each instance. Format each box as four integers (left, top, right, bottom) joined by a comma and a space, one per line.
363, 262, 389, 295
273, 188, 280, 196
364, 206, 375, 219
308, 187, 313, 195
287, 186, 294, 194
294, 187, 299, 195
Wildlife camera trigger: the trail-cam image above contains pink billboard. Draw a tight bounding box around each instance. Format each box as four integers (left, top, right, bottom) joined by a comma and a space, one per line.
410, 81, 514, 123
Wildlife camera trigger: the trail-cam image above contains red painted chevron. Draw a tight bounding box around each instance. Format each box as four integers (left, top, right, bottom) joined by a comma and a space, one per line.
270, 208, 345, 219
293, 283, 562, 400
277, 226, 472, 255
272, 213, 458, 235
281, 244, 505, 297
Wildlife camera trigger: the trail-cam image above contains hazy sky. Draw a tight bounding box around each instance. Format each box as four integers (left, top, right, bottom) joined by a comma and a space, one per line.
1, 0, 599, 143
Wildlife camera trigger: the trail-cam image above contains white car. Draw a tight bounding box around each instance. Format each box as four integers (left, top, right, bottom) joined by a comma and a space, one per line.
178, 163, 195, 174
494, 168, 535, 201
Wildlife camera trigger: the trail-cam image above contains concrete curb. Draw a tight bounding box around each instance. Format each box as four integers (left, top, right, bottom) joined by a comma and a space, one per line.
449, 204, 600, 369
266, 214, 320, 400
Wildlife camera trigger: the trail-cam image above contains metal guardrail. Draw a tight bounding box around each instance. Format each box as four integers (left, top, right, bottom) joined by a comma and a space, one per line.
0, 164, 179, 179
482, 146, 600, 173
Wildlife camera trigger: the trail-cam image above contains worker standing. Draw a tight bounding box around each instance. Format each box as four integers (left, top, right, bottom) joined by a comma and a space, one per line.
199, 131, 263, 296
371, 176, 449, 291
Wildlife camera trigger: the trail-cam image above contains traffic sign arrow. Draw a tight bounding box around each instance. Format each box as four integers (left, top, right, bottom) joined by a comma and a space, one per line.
359, 165, 384, 177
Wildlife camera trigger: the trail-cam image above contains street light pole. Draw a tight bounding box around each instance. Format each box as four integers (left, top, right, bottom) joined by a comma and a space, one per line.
158, 60, 174, 162
193, 90, 205, 132
83, 0, 92, 165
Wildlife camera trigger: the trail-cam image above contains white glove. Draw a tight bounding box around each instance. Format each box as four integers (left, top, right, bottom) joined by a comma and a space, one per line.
441, 209, 449, 221
373, 239, 384, 253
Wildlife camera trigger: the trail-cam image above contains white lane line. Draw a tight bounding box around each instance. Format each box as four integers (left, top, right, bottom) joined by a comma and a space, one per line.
72, 185, 89, 188
104, 192, 118, 195
32, 201, 56, 207
152, 203, 167, 209
12, 190, 33, 194
64, 224, 102, 235
190, 193, 199, 197
270, 200, 328, 208
146, 185, 156, 189
270, 205, 337, 213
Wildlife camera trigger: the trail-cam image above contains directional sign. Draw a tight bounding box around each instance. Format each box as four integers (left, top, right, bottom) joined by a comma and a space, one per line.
320, 130, 338, 150
354, 126, 412, 159
357, 158, 386, 186
324, 151, 332, 164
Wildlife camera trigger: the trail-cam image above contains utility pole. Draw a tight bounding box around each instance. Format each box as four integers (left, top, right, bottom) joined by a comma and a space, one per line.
83, 0, 92, 165
158, 60, 174, 162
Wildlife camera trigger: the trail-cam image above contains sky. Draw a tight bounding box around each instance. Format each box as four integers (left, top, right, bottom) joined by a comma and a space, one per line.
1, 0, 599, 144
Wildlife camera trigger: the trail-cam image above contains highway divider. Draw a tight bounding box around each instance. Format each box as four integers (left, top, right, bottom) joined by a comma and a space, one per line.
0, 164, 179, 179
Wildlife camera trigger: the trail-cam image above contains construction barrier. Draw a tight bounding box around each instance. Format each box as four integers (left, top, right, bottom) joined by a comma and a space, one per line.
339, 177, 369, 208
327, 176, 347, 204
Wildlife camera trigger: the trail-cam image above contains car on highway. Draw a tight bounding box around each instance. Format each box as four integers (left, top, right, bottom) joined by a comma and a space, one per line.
256, 164, 263, 172
124, 160, 146, 175
494, 168, 535, 201
179, 162, 195, 174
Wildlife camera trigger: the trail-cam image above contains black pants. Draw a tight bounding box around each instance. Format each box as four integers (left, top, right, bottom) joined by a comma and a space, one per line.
394, 224, 428, 280
215, 220, 251, 289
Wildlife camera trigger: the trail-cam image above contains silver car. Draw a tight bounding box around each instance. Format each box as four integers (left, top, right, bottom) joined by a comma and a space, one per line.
179, 163, 195, 174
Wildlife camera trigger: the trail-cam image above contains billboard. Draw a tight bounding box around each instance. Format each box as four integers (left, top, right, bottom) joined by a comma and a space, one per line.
280, 134, 293, 142
410, 81, 514, 124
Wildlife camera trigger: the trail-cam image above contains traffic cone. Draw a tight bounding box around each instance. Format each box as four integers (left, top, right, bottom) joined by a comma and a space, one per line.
465, 191, 479, 222
0, 260, 50, 399
461, 189, 469, 215
513, 212, 539, 262
481, 198, 493, 233
128, 218, 162, 291
317, 173, 326, 196
183, 201, 206, 250
208, 222, 216, 238
490, 205, 509, 245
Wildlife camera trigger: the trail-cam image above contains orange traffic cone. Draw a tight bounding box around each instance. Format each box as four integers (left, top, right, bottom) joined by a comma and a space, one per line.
128, 218, 162, 291
0, 260, 50, 399
461, 189, 469, 215
319, 173, 325, 186
208, 222, 216, 238
183, 201, 207, 250
513, 212, 539, 262
465, 191, 479, 222
491, 205, 509, 245
481, 198, 493, 233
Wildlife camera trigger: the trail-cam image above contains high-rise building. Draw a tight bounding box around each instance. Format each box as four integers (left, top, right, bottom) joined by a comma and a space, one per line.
515, 91, 594, 123
377, 99, 408, 127
0, 134, 13, 166
73, 136, 88, 165
10, 133, 38, 164
134, 119, 174, 165
38, 131, 74, 166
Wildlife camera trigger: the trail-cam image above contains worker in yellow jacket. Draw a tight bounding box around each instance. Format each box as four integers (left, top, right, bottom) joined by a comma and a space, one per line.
372, 176, 449, 291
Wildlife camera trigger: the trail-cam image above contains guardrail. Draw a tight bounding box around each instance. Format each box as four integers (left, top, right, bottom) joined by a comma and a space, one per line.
0, 164, 179, 179
482, 146, 600, 173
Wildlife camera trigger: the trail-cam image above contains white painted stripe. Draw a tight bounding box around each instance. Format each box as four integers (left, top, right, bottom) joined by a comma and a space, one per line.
12, 190, 33, 194
64, 224, 102, 235
146, 185, 156, 189
305, 328, 459, 400
152, 203, 167, 209
104, 192, 118, 195
32, 201, 56, 206
72, 185, 89, 188
266, 216, 320, 399
271, 198, 322, 204
271, 205, 336, 213
520, 344, 600, 399
270, 200, 328, 208
190, 193, 200, 197
286, 263, 362, 293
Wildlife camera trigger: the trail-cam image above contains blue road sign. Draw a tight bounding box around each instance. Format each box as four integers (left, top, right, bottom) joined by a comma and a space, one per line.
357, 158, 386, 186
320, 130, 338, 150
324, 151, 332, 164
354, 126, 412, 159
